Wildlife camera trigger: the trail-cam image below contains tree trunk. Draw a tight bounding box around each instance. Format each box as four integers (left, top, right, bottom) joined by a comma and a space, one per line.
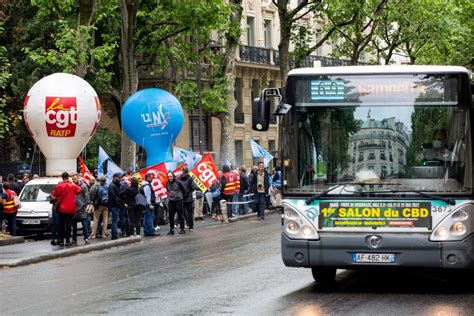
277, 0, 291, 83
119, 0, 139, 170
218, 0, 242, 167
76, 0, 97, 78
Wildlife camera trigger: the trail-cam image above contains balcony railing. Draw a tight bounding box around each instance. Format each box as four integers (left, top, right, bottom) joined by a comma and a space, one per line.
240, 46, 365, 67
240, 46, 272, 64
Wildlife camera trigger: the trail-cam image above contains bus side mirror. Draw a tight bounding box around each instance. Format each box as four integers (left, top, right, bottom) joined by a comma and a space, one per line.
252, 87, 285, 131
252, 96, 271, 131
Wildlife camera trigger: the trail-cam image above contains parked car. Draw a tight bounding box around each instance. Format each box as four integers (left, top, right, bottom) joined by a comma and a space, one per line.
16, 177, 61, 235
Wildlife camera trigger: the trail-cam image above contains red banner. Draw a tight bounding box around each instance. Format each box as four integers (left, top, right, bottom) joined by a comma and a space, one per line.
172, 164, 188, 177
77, 156, 94, 186
189, 153, 219, 192
134, 162, 168, 198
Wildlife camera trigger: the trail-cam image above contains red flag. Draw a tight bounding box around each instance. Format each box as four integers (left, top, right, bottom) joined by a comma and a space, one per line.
134, 162, 168, 198
77, 156, 94, 185
172, 164, 188, 177
189, 153, 219, 192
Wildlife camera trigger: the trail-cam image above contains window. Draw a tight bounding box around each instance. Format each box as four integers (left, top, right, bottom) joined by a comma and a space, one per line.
368, 150, 375, 160
251, 79, 260, 101
381, 165, 387, 178
358, 152, 364, 162
235, 140, 243, 167
380, 150, 386, 160
234, 78, 244, 124
269, 139, 276, 157
247, 17, 255, 46
368, 165, 375, 170
264, 20, 272, 48
189, 112, 210, 152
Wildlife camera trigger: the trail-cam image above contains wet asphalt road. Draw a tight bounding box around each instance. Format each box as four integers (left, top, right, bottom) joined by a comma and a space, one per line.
2, 213, 474, 315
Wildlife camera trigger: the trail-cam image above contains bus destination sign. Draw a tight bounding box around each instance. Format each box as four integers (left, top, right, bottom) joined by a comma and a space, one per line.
319, 201, 431, 229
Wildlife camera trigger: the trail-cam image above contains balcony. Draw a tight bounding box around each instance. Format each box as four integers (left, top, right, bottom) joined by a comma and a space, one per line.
240, 45, 366, 67
240, 46, 272, 64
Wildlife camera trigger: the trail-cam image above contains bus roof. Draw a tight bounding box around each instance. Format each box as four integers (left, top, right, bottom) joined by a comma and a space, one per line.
287, 65, 471, 76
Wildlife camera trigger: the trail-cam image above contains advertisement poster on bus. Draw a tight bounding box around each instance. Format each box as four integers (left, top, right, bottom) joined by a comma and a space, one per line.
318, 201, 431, 229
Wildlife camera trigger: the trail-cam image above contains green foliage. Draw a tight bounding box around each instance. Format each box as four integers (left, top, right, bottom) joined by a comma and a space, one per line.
83, 127, 121, 170
0, 22, 13, 140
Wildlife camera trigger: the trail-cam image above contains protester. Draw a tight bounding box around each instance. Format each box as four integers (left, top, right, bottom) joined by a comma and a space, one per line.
1, 182, 19, 236
0, 180, 5, 233
120, 176, 142, 236
250, 162, 269, 220
231, 168, 241, 217
179, 167, 195, 231
6, 174, 21, 196
271, 166, 282, 210
142, 173, 157, 236
209, 180, 221, 220
91, 176, 109, 238
108, 172, 129, 240
248, 166, 258, 213
166, 172, 186, 235
220, 165, 238, 221
51, 172, 81, 246
72, 174, 91, 245
239, 166, 250, 215
194, 188, 204, 221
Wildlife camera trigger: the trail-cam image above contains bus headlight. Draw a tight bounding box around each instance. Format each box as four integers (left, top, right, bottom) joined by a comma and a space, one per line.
282, 201, 319, 240
430, 204, 473, 241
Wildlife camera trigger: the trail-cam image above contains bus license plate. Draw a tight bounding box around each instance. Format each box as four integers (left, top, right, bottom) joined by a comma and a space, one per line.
352, 253, 395, 263
22, 219, 41, 225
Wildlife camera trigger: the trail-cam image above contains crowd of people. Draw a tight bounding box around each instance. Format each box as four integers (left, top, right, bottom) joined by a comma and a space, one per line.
0, 162, 283, 246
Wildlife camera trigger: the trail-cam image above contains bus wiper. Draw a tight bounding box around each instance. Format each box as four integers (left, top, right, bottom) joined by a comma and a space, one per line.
305, 184, 346, 205
305, 182, 399, 205
358, 189, 456, 205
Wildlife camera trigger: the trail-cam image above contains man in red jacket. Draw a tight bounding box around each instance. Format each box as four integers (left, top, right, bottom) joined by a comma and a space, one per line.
52, 172, 81, 247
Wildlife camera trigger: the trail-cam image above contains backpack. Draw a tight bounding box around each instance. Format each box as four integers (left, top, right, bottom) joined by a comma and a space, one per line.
135, 192, 147, 209
210, 182, 221, 199
96, 184, 109, 206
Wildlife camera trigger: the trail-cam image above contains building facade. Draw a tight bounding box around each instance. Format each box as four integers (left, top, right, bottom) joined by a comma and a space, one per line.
348, 113, 410, 179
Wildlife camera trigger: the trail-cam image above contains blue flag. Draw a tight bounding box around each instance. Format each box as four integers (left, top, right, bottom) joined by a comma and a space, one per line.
98, 146, 111, 177
249, 138, 274, 167
106, 159, 124, 184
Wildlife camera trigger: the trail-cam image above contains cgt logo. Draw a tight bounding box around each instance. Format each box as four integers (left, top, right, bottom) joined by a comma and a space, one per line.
45, 97, 78, 137
196, 162, 218, 186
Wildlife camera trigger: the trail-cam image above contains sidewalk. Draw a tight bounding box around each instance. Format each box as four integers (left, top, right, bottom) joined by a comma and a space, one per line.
0, 236, 141, 268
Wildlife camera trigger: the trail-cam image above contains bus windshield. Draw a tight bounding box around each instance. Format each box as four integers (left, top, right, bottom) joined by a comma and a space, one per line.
281, 73, 472, 195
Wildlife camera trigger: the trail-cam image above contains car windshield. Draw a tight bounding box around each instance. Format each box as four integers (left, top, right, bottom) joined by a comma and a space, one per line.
20, 184, 56, 202
281, 73, 472, 195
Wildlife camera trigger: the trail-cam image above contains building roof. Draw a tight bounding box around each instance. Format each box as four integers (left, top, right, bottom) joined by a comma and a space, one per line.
360, 119, 389, 129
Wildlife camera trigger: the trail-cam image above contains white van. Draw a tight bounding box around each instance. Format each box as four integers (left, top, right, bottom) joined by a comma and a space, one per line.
16, 177, 61, 235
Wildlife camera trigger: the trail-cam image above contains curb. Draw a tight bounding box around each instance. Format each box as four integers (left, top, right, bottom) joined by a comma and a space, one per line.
0, 236, 142, 268
228, 208, 281, 223
0, 236, 25, 247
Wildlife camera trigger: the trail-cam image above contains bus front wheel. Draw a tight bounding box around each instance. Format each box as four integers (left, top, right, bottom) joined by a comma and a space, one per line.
311, 267, 336, 285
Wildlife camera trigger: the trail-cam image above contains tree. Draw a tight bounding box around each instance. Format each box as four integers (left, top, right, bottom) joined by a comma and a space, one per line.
329, 0, 388, 65
0, 22, 12, 140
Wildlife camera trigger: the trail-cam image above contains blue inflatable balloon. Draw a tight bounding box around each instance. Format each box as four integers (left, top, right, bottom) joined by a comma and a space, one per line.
121, 88, 184, 166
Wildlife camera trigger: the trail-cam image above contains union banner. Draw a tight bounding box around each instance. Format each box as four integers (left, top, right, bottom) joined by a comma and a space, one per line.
189, 153, 219, 192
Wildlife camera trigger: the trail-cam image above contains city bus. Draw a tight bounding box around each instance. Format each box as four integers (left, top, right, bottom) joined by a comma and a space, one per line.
252, 65, 473, 284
